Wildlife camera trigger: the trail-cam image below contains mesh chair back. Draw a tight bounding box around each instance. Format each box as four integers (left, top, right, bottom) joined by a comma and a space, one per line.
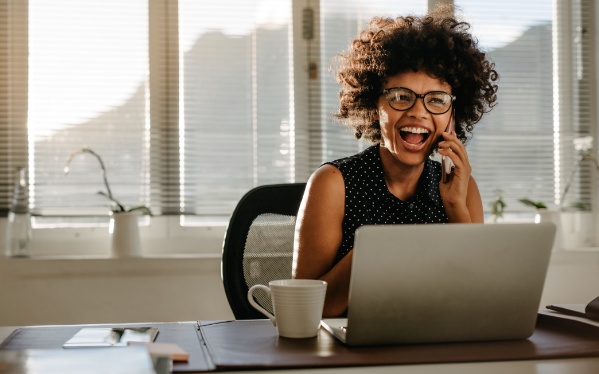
222, 183, 306, 319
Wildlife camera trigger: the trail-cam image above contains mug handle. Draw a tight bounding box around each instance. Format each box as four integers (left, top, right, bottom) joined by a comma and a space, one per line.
247, 284, 276, 325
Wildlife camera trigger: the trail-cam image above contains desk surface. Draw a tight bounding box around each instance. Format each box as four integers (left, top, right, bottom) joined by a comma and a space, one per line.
2, 324, 599, 374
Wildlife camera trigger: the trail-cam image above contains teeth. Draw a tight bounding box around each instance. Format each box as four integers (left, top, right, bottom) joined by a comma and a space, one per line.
400, 127, 430, 134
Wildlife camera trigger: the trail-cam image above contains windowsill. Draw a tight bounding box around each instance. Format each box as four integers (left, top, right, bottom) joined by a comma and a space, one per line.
1, 214, 597, 260
0, 216, 227, 258
549, 248, 599, 260
0, 253, 223, 261
1, 247, 595, 262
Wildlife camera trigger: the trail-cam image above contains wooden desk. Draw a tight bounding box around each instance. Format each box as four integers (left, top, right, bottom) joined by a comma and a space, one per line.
224, 359, 599, 374
2, 321, 599, 374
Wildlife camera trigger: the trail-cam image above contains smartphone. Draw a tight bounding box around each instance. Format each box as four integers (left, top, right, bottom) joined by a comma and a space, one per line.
441, 110, 455, 184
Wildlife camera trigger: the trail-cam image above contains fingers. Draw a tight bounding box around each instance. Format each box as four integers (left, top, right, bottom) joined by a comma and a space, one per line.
438, 132, 472, 211
439, 132, 470, 168
438, 132, 471, 176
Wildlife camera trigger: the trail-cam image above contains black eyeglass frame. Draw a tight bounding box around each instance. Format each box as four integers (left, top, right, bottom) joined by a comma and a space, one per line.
381, 87, 456, 115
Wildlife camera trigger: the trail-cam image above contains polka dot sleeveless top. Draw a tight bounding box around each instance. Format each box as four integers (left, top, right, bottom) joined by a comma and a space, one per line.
325, 144, 448, 264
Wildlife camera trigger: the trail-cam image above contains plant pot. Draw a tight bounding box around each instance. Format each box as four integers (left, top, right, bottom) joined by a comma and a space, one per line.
535, 210, 563, 251
109, 212, 142, 258
560, 211, 594, 248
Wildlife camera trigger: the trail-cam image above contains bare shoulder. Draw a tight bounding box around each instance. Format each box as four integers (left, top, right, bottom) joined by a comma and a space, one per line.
300, 164, 345, 214
308, 164, 344, 196
296, 164, 346, 236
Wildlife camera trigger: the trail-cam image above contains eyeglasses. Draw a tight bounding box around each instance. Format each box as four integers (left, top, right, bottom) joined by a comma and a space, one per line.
382, 87, 455, 115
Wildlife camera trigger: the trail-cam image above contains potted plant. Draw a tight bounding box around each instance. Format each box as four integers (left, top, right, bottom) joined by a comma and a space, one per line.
518, 197, 563, 251
64, 147, 152, 257
489, 189, 506, 223
559, 136, 597, 247
64, 148, 152, 216
518, 136, 598, 249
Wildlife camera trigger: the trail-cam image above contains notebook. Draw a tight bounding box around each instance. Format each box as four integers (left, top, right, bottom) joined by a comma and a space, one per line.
321, 222, 556, 346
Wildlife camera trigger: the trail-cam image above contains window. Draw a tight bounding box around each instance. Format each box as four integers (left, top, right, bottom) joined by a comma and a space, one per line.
28, 1, 149, 221
178, 1, 294, 219
1, 0, 296, 226
454, 0, 595, 214
0, 0, 597, 233
318, 0, 597, 215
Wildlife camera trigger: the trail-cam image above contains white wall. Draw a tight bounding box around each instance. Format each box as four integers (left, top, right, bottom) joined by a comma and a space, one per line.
2, 248, 599, 326
2, 215, 599, 326
0, 216, 237, 326
0, 256, 235, 326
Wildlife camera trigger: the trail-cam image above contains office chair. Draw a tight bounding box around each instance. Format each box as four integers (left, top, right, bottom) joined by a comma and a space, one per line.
222, 183, 307, 319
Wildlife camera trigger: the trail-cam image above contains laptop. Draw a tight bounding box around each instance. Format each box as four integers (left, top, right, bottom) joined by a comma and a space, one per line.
321, 222, 556, 346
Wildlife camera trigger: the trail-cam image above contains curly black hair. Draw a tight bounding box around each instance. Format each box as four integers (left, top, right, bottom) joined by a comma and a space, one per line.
333, 10, 499, 144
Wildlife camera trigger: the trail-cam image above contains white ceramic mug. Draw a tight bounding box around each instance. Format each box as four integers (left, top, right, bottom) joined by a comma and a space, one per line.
247, 279, 327, 338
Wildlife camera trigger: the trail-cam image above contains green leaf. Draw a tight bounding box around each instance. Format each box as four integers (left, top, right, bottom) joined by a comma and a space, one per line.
518, 198, 547, 210
127, 206, 153, 216
97, 191, 126, 212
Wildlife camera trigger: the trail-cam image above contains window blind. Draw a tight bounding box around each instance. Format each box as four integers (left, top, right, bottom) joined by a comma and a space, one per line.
179, 0, 294, 218
0, 0, 296, 223
0, 0, 596, 226
459, 0, 595, 212
454, 0, 556, 212
26, 0, 148, 220
0, 0, 28, 216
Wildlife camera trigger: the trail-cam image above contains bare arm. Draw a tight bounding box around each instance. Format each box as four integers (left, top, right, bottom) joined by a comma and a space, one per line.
446, 176, 484, 223
292, 164, 352, 317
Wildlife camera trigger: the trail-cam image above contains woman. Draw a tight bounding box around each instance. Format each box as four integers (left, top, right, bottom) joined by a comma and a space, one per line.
293, 10, 499, 317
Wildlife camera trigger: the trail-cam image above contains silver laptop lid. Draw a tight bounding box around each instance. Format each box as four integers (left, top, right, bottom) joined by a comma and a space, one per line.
345, 223, 556, 346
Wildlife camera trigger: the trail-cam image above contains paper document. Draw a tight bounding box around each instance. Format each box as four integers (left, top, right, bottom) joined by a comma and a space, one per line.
62, 327, 159, 348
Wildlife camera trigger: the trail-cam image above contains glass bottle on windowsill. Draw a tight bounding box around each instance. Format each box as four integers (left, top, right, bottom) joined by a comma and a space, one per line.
5, 167, 32, 258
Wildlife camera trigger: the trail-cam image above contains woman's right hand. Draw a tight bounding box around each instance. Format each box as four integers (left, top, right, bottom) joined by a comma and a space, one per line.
437, 131, 484, 223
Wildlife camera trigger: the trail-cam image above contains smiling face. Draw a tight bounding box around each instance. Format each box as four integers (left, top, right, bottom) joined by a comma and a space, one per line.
377, 70, 453, 168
